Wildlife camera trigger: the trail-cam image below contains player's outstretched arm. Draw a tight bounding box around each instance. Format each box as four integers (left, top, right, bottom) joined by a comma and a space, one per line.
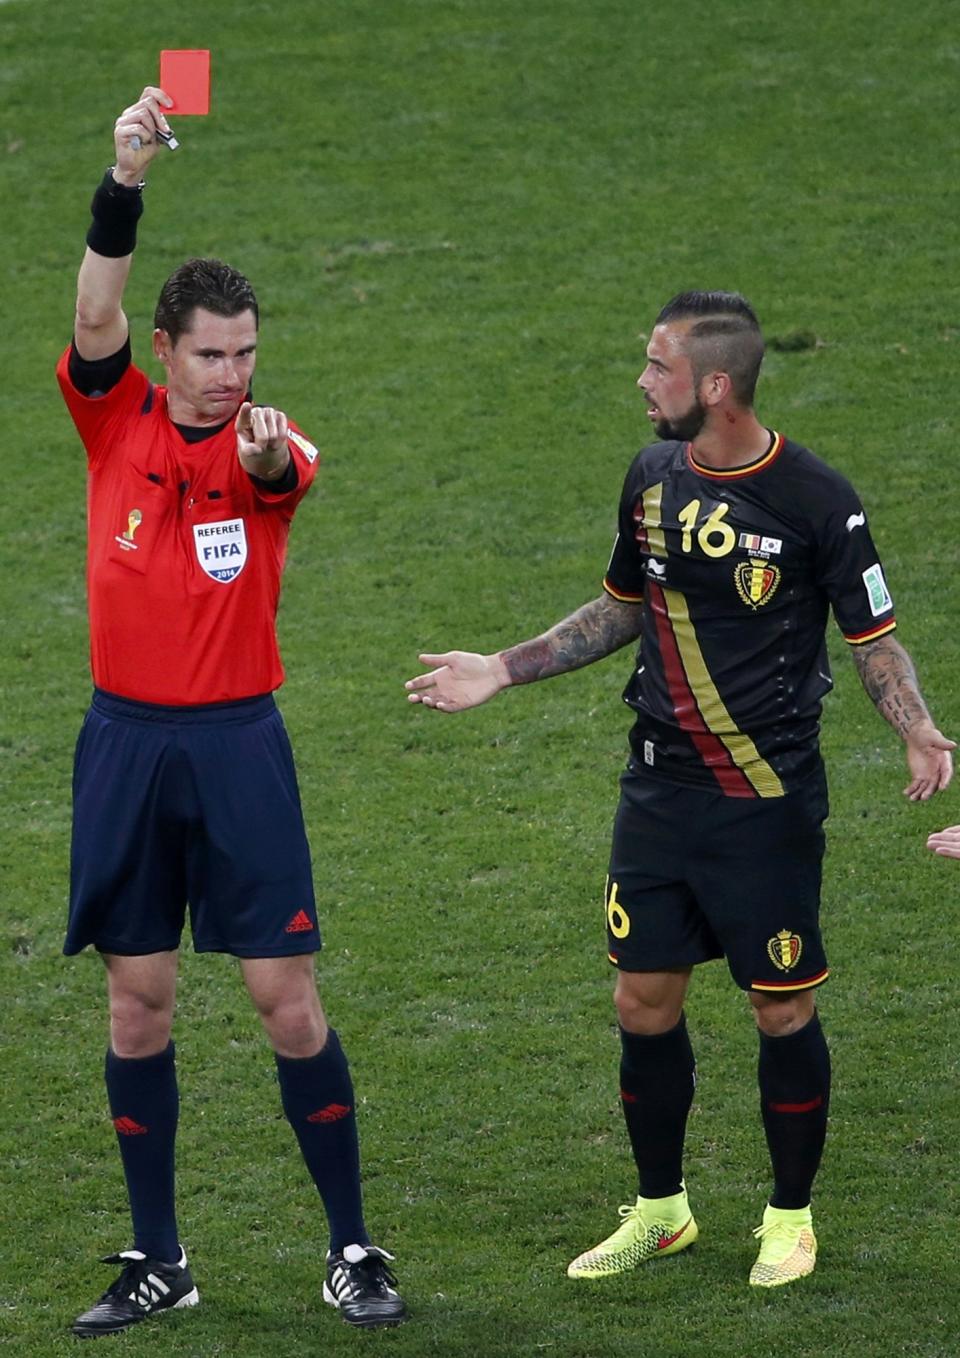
74, 87, 174, 361
927, 825, 960, 858
851, 634, 955, 801
406, 593, 643, 714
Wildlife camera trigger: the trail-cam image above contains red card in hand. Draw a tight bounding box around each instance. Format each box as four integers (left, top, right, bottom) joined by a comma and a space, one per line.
160, 50, 210, 115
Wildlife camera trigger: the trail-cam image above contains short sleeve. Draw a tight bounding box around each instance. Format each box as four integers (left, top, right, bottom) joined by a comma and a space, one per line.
56, 344, 150, 471
602, 457, 647, 602
814, 476, 896, 644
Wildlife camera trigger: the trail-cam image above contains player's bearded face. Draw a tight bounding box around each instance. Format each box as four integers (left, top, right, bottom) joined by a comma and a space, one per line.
639, 324, 707, 443
653, 393, 707, 442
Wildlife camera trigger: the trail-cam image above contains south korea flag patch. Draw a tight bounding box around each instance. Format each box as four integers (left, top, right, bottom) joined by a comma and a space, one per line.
194, 517, 248, 583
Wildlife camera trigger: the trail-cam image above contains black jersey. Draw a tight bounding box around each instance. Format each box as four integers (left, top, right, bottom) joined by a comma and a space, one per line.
603, 432, 896, 797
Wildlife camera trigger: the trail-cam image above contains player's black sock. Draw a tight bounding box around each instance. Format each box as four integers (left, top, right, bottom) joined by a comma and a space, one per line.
758, 1011, 830, 1209
275, 1029, 369, 1253
619, 1016, 696, 1199
104, 1042, 181, 1263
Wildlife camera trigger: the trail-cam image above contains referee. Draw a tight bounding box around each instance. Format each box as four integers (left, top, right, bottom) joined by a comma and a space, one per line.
406, 290, 953, 1288
58, 87, 405, 1335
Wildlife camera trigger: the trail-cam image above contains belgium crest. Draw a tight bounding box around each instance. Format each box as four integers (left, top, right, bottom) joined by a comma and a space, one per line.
735, 557, 781, 609
767, 929, 802, 972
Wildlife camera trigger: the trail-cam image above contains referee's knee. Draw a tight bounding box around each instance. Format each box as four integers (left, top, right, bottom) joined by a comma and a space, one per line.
108, 994, 174, 1057
253, 993, 328, 1058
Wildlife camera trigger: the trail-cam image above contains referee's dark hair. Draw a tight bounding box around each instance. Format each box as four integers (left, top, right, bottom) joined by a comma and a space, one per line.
154, 258, 259, 344
656, 290, 764, 407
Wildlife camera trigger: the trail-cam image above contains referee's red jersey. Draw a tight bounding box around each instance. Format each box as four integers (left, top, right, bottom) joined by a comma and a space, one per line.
57, 350, 320, 705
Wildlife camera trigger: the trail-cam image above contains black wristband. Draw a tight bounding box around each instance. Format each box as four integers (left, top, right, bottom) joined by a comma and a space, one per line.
86, 169, 144, 259
248, 457, 299, 495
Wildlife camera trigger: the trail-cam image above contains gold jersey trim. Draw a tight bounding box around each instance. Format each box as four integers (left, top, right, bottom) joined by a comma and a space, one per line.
661, 586, 784, 798
688, 431, 785, 480
752, 967, 830, 993
603, 578, 645, 603
844, 619, 897, 645
641, 482, 666, 556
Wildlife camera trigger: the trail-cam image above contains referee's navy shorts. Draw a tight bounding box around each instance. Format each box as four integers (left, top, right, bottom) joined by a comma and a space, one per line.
65, 690, 320, 958
605, 763, 829, 994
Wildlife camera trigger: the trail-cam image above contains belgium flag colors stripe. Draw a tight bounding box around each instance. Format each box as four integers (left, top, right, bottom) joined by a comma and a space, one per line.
603, 578, 644, 603
752, 967, 830, 993
688, 431, 785, 480
844, 619, 897, 645
649, 580, 784, 799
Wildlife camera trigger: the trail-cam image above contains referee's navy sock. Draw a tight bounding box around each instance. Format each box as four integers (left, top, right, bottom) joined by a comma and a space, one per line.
619, 1015, 696, 1200
758, 1011, 830, 1210
275, 1029, 369, 1254
104, 1042, 181, 1264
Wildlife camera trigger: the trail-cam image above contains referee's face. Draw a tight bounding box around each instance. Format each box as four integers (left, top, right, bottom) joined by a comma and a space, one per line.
154, 307, 259, 426
637, 322, 706, 442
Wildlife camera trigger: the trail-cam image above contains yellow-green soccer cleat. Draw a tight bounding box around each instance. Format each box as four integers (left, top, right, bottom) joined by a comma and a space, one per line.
749, 1204, 817, 1287
566, 1190, 698, 1279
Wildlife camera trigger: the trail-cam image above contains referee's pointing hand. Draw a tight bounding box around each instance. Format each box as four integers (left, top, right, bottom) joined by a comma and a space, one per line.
235, 401, 291, 481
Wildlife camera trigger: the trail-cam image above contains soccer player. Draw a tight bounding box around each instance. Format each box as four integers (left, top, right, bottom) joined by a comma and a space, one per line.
406, 291, 953, 1287
58, 87, 405, 1335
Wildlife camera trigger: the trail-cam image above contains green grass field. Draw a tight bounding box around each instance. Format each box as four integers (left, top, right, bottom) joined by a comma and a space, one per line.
2, 1, 959, 1354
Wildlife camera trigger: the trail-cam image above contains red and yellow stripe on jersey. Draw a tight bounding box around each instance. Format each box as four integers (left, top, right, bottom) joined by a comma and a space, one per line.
687, 431, 785, 480
648, 580, 784, 799
605, 483, 666, 603
843, 620, 897, 645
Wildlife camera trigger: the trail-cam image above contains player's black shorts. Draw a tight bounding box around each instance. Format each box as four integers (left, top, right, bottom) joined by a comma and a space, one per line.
606, 764, 829, 993
65, 690, 321, 958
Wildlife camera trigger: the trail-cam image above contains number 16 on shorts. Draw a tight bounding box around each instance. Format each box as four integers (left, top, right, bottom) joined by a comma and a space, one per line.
606, 877, 630, 940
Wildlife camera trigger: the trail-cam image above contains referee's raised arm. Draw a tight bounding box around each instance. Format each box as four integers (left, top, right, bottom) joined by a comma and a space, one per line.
74, 87, 174, 361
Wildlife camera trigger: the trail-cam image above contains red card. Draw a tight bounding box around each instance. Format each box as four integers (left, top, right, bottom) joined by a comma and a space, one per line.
160, 50, 210, 115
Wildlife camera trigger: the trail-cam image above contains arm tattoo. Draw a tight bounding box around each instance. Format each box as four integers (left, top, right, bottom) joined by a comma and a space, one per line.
852, 635, 931, 740
501, 593, 643, 685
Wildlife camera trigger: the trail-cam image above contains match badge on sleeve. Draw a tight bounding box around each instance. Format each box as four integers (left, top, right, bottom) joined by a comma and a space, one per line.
862, 563, 892, 617
288, 429, 319, 464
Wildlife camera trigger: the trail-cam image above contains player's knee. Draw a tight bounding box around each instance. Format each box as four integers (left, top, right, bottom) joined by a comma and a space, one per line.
750, 991, 815, 1037
109, 990, 174, 1057
614, 976, 684, 1035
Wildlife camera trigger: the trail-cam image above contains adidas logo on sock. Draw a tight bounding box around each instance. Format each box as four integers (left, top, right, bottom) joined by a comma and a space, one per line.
113, 1116, 149, 1136
307, 1103, 352, 1123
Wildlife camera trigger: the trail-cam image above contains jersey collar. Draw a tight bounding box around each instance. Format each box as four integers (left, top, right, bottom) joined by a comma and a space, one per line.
686, 430, 784, 480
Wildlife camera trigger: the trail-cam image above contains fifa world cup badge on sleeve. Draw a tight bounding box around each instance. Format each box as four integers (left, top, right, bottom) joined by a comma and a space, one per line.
289, 431, 319, 464
193, 518, 248, 583
862, 563, 892, 617
115, 508, 143, 551
288, 429, 318, 464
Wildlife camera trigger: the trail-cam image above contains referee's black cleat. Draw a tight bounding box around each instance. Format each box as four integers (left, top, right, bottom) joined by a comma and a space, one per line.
72, 1248, 199, 1338
323, 1243, 407, 1328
